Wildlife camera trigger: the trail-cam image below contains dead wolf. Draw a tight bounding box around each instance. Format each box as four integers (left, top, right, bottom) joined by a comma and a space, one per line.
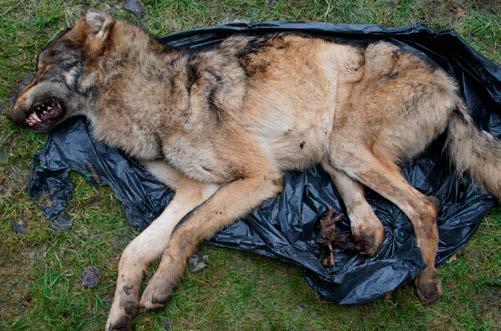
7, 11, 500, 330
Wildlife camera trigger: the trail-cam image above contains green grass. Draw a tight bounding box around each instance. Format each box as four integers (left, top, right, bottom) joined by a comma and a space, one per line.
0, 0, 500, 330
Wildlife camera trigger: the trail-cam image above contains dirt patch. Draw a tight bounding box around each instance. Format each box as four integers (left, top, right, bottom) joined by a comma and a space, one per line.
479, 285, 501, 324
0, 245, 44, 321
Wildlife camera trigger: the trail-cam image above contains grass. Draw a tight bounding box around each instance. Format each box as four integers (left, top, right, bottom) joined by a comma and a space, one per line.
0, 0, 499, 330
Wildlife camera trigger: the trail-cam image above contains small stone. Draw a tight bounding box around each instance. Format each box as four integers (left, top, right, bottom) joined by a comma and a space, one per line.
81, 266, 100, 288
19, 294, 32, 309
51, 212, 72, 232
164, 317, 173, 330
11, 220, 27, 234
188, 251, 209, 273
123, 0, 145, 19
266, 0, 278, 8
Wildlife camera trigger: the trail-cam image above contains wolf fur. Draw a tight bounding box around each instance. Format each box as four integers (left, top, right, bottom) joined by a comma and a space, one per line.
8, 11, 500, 331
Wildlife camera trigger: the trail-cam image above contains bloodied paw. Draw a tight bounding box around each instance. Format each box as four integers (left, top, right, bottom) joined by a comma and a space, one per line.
317, 207, 341, 267
317, 207, 384, 262
321, 250, 336, 267
415, 271, 442, 305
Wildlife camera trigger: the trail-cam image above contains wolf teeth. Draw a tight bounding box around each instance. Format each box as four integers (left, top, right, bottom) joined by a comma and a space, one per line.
32, 113, 41, 122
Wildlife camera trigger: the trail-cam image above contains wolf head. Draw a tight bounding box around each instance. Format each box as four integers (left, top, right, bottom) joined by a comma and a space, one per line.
7, 11, 117, 132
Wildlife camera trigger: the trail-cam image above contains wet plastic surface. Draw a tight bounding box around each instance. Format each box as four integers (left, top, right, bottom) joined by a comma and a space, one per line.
29, 22, 499, 304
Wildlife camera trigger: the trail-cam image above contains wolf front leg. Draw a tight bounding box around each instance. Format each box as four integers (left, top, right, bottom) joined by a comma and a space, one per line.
139, 174, 284, 309
106, 162, 218, 331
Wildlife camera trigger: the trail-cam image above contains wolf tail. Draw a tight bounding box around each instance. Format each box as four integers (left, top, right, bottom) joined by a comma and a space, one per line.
446, 100, 501, 199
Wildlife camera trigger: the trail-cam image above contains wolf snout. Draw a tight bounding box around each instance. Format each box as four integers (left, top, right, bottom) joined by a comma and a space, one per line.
7, 74, 35, 125
6, 99, 29, 125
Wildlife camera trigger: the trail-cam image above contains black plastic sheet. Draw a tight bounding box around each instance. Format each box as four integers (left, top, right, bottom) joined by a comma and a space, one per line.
28, 22, 499, 304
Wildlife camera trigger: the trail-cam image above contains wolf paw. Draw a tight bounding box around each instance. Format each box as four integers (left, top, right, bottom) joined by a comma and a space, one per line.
348, 205, 385, 256
351, 220, 384, 256
106, 315, 134, 331
415, 271, 442, 305
106, 300, 137, 331
139, 278, 176, 310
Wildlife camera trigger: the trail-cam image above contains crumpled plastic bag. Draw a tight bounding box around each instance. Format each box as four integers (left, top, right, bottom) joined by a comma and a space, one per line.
28, 22, 499, 304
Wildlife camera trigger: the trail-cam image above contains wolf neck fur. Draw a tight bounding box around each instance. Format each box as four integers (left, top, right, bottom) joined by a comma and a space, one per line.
81, 23, 197, 160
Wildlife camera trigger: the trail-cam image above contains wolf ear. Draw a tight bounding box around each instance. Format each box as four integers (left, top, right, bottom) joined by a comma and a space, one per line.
86, 11, 114, 39
83, 11, 115, 56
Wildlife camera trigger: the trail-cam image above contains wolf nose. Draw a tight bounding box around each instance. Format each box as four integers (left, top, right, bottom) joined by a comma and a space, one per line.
6, 108, 19, 123
5, 102, 16, 119
6, 102, 26, 125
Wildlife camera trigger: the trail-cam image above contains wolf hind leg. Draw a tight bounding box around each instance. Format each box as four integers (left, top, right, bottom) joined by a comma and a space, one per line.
329, 145, 441, 304
321, 161, 384, 256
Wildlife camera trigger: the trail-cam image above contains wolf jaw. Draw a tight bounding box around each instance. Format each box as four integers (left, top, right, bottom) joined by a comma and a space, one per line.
25, 99, 66, 131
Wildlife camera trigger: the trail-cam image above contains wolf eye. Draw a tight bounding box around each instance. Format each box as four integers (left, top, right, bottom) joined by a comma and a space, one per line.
47, 49, 60, 58
64, 67, 80, 87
